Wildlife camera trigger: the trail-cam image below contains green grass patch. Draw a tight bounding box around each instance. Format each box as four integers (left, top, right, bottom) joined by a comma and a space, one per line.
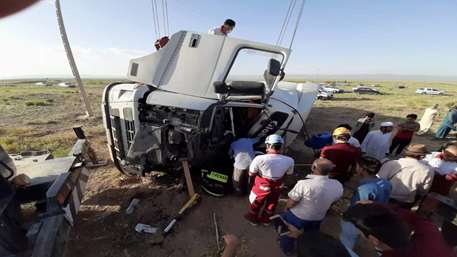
25, 99, 54, 106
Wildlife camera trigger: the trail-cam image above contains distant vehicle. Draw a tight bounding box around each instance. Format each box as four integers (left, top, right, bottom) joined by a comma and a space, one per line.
397, 85, 406, 89
352, 86, 381, 95
58, 82, 76, 88
416, 88, 444, 95
317, 89, 333, 100
34, 81, 51, 86
320, 85, 343, 94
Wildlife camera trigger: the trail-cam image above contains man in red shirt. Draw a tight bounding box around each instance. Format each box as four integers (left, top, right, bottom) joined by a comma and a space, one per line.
320, 127, 361, 183
390, 114, 420, 156
343, 202, 455, 257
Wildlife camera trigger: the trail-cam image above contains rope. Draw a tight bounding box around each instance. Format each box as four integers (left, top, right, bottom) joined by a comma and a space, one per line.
288, 0, 306, 50
151, 0, 159, 38
163, 0, 170, 35
276, 0, 295, 46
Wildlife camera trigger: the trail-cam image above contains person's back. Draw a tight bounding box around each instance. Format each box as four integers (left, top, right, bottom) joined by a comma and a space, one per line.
289, 176, 343, 221
343, 203, 455, 257
378, 157, 433, 203
250, 153, 294, 180
352, 178, 391, 204
321, 143, 361, 181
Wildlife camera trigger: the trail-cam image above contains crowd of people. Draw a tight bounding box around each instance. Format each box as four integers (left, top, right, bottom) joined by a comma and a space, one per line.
226, 109, 457, 257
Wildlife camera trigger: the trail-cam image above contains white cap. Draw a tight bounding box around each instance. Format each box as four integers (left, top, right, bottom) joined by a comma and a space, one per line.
380, 122, 394, 127
265, 134, 284, 145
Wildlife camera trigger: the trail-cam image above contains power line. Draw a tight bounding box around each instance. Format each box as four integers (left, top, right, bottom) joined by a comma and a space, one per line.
279, 0, 297, 46
276, 0, 294, 46
288, 0, 306, 50
163, 0, 170, 34
151, 0, 161, 37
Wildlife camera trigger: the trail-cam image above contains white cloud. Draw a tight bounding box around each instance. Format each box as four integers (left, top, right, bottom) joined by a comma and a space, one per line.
0, 40, 148, 78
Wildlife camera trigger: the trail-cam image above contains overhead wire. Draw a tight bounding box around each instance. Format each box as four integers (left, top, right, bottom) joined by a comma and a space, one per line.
163, 0, 170, 35
151, 0, 159, 38
276, 0, 295, 46
279, 0, 297, 46
288, 0, 306, 50
154, 0, 162, 36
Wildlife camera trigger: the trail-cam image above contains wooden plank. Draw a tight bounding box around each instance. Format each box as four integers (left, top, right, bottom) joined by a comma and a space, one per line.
181, 160, 195, 198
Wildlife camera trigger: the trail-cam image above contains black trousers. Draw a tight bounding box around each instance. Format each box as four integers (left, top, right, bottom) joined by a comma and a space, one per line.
389, 137, 412, 156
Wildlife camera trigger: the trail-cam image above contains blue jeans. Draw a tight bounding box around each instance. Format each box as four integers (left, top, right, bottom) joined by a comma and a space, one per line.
279, 211, 321, 255
340, 220, 360, 257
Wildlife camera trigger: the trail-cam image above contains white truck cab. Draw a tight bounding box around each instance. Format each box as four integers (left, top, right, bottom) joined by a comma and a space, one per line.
102, 31, 318, 175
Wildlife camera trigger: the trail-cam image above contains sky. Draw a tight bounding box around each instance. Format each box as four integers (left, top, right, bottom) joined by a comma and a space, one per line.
0, 0, 456, 79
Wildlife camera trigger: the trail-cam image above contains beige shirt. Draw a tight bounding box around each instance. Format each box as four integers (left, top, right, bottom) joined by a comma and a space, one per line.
377, 157, 434, 203
288, 175, 343, 221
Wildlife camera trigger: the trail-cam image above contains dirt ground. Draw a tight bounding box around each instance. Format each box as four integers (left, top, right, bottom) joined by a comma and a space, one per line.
64, 142, 370, 257
63, 105, 453, 257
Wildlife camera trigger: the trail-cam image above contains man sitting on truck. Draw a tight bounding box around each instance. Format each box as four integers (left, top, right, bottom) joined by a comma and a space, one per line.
209, 19, 236, 36
244, 134, 294, 225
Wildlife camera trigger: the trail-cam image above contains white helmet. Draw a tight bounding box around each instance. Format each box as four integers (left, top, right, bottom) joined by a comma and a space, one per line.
265, 134, 284, 145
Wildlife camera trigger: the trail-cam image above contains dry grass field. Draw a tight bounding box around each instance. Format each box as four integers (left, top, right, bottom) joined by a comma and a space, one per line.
1, 79, 456, 156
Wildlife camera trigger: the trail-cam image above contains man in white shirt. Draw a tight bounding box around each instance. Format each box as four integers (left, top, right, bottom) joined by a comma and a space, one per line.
360, 122, 394, 161
278, 158, 343, 255
244, 134, 294, 225
208, 19, 236, 36
377, 144, 434, 209
422, 143, 457, 195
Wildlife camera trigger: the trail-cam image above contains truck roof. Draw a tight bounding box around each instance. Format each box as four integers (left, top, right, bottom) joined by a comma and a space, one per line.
127, 31, 290, 99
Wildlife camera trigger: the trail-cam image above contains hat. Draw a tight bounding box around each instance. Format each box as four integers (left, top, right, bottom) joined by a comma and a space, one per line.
380, 122, 393, 127
333, 127, 351, 137
265, 134, 284, 145
444, 145, 457, 157
404, 144, 429, 156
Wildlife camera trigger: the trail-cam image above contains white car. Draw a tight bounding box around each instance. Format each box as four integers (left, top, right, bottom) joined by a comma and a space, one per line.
317, 90, 333, 100
416, 88, 444, 95
320, 86, 343, 94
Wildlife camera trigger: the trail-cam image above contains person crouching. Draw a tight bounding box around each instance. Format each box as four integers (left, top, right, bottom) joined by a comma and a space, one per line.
244, 134, 294, 225
279, 158, 343, 255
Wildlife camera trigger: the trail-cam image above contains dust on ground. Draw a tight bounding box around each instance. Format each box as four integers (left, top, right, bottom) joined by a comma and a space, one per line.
64, 105, 452, 257
2, 81, 455, 256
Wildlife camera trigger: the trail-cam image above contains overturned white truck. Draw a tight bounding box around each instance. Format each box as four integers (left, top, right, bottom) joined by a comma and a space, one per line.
102, 31, 318, 176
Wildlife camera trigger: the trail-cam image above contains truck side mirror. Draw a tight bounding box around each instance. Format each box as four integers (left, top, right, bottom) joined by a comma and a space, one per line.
268, 58, 281, 76
213, 81, 229, 94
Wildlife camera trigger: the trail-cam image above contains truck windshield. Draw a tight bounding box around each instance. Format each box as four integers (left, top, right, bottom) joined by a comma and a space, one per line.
226, 48, 284, 83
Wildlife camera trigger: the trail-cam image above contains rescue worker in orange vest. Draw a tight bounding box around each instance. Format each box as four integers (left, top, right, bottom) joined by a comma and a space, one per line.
244, 134, 294, 225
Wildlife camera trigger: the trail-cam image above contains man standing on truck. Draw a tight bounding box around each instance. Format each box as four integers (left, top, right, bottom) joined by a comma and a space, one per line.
208, 19, 236, 36
244, 134, 294, 225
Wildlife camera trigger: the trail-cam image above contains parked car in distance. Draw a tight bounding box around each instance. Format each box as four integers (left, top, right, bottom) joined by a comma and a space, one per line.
415, 88, 444, 95
352, 86, 381, 95
320, 85, 344, 94
317, 89, 334, 100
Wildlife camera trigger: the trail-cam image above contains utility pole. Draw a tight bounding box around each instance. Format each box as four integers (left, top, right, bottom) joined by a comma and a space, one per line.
55, 0, 93, 117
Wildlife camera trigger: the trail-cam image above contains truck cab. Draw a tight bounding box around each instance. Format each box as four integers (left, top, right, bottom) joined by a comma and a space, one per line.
102, 31, 318, 175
